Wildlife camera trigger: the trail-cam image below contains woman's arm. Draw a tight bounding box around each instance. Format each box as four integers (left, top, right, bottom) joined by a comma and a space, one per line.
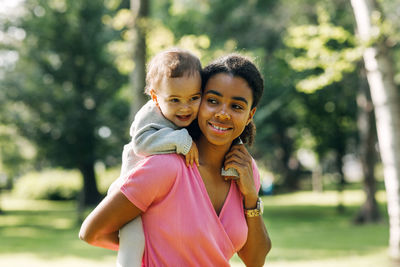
224, 144, 271, 266
238, 195, 271, 267
79, 190, 142, 251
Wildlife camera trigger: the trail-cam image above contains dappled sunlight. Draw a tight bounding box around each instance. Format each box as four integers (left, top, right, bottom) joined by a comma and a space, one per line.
0, 253, 116, 267
0, 249, 393, 267
1, 0, 399, 264
3, 195, 75, 211
265, 190, 387, 207
264, 248, 394, 267
51, 218, 74, 230
0, 191, 390, 266
1, 226, 43, 238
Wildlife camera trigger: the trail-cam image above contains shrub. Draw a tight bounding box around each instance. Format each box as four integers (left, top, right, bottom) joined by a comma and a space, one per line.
96, 166, 121, 194
13, 169, 82, 200
12, 166, 122, 200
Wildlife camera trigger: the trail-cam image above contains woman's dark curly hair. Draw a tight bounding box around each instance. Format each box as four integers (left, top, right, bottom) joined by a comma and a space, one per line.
200, 54, 264, 146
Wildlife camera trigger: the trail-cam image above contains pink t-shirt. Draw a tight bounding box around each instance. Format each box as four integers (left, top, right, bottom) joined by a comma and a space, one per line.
121, 154, 260, 267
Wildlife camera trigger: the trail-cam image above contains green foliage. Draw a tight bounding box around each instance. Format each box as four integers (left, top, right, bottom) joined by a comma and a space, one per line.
1, 0, 130, 167
0, 125, 35, 181
12, 167, 120, 200
284, 6, 362, 92
0, 0, 132, 205
94, 165, 121, 194
13, 169, 82, 200
1, 0, 398, 195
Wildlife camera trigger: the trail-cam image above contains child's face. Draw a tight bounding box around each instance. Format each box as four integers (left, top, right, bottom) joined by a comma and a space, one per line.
152, 73, 202, 127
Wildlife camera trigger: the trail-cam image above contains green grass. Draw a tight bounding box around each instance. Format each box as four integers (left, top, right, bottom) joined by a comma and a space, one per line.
259, 190, 392, 267
0, 190, 394, 267
0, 196, 116, 266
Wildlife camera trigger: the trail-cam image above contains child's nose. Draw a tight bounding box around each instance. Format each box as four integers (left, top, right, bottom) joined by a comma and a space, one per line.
180, 102, 191, 111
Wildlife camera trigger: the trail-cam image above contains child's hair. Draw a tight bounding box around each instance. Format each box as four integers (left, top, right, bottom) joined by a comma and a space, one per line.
145, 48, 202, 95
201, 54, 264, 146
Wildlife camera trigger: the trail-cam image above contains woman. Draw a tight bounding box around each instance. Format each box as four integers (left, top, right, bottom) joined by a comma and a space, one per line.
79, 54, 271, 266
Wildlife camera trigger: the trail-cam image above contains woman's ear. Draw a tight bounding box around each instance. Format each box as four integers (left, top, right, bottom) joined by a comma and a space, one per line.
246, 107, 256, 125
150, 89, 159, 106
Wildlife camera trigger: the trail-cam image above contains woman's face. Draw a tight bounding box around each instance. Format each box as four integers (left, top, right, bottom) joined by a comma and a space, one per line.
198, 73, 256, 146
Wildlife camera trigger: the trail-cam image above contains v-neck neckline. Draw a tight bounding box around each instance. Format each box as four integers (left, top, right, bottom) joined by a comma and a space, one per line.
193, 165, 233, 218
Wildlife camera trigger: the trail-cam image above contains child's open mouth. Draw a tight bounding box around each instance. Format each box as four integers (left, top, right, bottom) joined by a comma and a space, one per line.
176, 114, 192, 121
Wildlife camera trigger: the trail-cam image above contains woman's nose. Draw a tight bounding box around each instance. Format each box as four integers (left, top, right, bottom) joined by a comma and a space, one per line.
215, 108, 231, 120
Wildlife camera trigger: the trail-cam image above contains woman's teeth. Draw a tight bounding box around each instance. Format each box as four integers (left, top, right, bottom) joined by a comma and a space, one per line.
211, 124, 228, 131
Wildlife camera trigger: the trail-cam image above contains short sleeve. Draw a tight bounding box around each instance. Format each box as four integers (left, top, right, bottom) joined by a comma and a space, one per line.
251, 159, 261, 193
121, 154, 180, 212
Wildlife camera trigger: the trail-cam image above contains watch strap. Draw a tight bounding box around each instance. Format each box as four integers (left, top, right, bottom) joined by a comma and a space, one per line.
244, 197, 263, 217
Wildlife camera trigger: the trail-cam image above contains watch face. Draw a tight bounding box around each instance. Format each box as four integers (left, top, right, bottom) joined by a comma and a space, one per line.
258, 198, 264, 214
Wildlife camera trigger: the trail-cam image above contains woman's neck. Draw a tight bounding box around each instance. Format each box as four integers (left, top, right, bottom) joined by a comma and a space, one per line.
196, 136, 232, 171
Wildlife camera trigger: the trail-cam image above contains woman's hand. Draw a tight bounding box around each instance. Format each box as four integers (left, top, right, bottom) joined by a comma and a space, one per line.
224, 143, 271, 265
223, 144, 258, 207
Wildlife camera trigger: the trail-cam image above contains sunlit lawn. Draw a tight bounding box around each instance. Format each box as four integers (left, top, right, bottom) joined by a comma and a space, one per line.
0, 190, 395, 267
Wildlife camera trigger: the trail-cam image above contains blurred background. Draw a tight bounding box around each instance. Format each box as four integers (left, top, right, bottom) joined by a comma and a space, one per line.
1, 0, 400, 266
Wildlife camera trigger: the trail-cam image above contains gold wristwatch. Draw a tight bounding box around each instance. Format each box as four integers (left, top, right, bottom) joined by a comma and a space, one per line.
244, 197, 263, 217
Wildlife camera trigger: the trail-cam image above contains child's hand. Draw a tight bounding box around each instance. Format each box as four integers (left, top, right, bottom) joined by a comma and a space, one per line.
185, 141, 199, 167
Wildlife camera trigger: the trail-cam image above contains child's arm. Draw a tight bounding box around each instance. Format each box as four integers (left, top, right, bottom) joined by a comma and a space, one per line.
133, 125, 193, 156
134, 125, 198, 167
130, 101, 197, 166
185, 141, 199, 167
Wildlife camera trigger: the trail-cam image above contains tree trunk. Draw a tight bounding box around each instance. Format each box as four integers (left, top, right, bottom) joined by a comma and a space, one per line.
312, 165, 323, 192
76, 159, 102, 223
351, 0, 400, 260
78, 160, 102, 206
336, 150, 346, 213
130, 0, 148, 117
280, 132, 300, 191
354, 67, 381, 224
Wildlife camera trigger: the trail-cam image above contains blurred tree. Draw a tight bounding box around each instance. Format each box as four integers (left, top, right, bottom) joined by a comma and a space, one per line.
0, 0, 130, 207
285, 0, 400, 258
351, 0, 400, 260
283, 2, 381, 215
353, 67, 380, 224
0, 126, 35, 184
130, 0, 148, 116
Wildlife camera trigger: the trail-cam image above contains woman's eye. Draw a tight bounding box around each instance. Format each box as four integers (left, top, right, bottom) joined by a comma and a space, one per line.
232, 104, 244, 110
207, 98, 218, 104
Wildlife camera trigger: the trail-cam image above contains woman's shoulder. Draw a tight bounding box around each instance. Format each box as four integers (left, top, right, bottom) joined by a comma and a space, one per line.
124, 154, 185, 192
122, 154, 186, 211
139, 154, 185, 172
146, 153, 184, 162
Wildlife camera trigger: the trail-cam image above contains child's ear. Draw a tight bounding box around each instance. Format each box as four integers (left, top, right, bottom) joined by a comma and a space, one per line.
150, 89, 159, 106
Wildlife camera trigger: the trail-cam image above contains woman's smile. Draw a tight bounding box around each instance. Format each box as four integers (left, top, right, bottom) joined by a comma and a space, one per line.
208, 121, 233, 133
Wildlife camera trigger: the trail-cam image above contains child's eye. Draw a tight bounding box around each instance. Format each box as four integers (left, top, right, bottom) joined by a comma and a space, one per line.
190, 95, 201, 101
169, 98, 180, 103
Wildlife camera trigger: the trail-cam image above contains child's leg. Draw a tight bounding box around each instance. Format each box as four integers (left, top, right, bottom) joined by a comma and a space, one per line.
116, 216, 145, 267
108, 142, 140, 195
113, 142, 145, 266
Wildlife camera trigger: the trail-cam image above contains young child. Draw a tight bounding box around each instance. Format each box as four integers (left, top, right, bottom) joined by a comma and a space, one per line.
108, 48, 202, 267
